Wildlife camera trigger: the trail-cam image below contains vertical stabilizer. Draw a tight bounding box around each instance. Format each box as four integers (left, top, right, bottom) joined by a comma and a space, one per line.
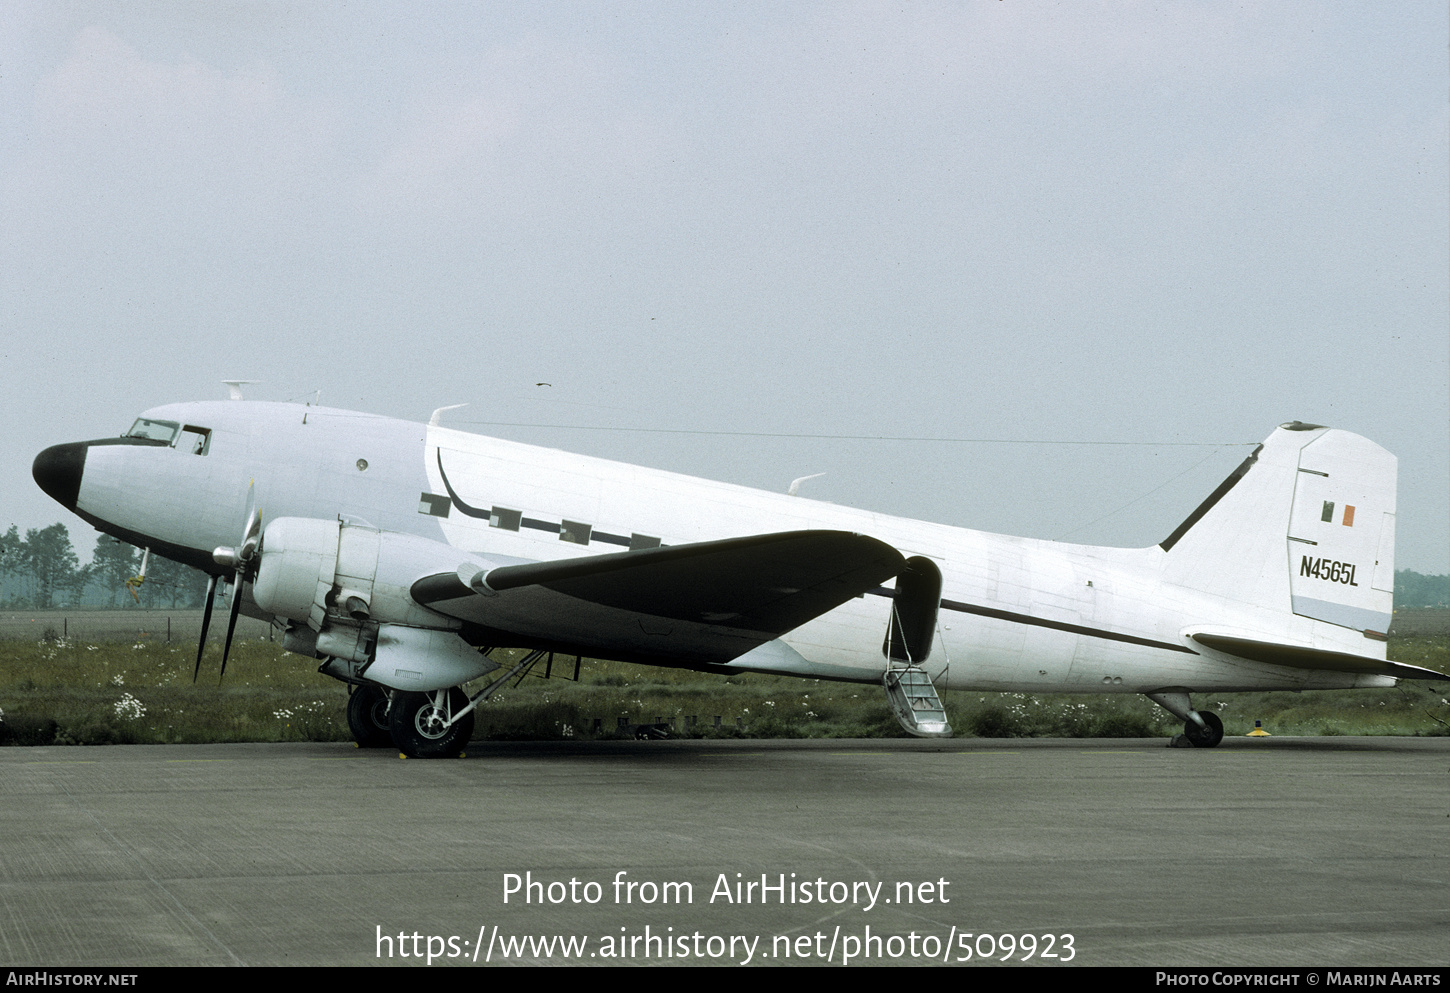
1159, 423, 1396, 636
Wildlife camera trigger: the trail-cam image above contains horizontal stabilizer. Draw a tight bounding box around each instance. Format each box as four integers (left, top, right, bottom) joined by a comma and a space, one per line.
1191, 633, 1447, 681
412, 531, 906, 666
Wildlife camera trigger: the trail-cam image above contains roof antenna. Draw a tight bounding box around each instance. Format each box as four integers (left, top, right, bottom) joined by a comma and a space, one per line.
222, 380, 259, 401
430, 403, 469, 427
788, 473, 826, 497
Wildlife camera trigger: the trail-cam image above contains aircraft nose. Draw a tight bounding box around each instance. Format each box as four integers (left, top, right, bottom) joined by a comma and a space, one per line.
33, 442, 86, 511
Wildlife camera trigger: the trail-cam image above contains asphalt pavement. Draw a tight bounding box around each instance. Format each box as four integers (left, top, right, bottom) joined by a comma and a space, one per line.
1, 736, 1444, 967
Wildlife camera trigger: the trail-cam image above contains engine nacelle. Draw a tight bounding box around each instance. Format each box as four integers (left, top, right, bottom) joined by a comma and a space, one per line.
251, 518, 497, 689
252, 517, 465, 633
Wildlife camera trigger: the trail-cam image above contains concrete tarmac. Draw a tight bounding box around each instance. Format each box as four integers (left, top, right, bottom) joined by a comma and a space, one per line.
0, 737, 1444, 967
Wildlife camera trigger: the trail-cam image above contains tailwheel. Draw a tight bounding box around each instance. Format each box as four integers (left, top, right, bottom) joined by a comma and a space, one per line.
1184, 710, 1224, 748
390, 687, 474, 759
347, 684, 394, 748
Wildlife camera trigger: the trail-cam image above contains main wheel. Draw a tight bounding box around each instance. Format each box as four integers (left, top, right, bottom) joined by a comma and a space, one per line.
389, 688, 474, 758
1184, 710, 1224, 748
347, 685, 394, 748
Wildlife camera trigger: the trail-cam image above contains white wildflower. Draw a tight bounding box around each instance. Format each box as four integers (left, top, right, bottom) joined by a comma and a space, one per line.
114, 693, 145, 721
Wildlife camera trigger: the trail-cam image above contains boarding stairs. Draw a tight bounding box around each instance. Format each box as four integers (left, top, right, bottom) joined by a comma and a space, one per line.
882, 664, 952, 738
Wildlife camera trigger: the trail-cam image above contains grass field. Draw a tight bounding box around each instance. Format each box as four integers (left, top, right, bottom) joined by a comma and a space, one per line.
0, 609, 275, 645
1, 630, 1445, 746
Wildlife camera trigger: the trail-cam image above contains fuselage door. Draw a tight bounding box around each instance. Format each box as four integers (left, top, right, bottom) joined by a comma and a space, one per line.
883, 555, 942, 664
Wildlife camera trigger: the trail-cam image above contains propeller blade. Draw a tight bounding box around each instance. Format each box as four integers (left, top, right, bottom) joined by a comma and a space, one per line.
240, 513, 261, 562
219, 574, 243, 684
216, 480, 262, 684
193, 574, 218, 683
240, 480, 259, 548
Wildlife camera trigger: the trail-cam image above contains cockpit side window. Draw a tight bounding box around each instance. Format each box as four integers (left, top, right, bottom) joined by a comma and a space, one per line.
179, 425, 212, 455
125, 418, 180, 444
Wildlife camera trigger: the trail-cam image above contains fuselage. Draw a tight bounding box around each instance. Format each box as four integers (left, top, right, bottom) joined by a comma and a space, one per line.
33, 400, 1394, 694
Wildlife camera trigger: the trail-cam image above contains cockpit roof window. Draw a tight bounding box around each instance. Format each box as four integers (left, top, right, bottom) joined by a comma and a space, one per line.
125, 418, 180, 443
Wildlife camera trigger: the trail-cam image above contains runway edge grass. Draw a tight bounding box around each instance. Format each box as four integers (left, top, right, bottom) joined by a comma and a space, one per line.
0, 636, 1445, 746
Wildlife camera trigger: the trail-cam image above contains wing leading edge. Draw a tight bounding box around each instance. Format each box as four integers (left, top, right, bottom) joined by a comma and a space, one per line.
411, 530, 906, 666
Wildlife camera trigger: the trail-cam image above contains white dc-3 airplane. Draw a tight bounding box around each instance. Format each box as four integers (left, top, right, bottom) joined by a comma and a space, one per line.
32, 397, 1444, 757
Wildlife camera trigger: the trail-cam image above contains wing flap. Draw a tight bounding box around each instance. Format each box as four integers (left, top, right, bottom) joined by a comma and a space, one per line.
412, 530, 905, 665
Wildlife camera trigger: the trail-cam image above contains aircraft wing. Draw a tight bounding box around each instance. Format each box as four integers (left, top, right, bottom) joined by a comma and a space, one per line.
1190, 633, 1449, 681
410, 530, 906, 666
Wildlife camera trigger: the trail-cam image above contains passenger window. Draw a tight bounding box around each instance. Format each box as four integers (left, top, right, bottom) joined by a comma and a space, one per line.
490, 507, 522, 531
179, 426, 212, 455
560, 521, 592, 545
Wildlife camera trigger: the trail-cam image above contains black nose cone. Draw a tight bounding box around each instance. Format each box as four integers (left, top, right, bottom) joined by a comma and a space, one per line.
33, 443, 86, 511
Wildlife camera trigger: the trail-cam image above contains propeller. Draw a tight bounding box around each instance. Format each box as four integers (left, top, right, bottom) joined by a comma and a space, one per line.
208, 483, 262, 683
192, 574, 218, 683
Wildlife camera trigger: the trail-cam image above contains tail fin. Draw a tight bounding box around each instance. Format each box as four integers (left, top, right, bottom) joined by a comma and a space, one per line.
1160, 422, 1396, 638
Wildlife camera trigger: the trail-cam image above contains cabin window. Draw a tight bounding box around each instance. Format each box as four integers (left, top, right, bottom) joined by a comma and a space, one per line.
560, 521, 592, 545
418, 494, 451, 517
490, 507, 522, 531
125, 418, 179, 444
179, 425, 212, 455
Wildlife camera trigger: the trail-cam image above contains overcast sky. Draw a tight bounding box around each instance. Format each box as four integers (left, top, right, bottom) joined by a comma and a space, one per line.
3, 1, 1446, 574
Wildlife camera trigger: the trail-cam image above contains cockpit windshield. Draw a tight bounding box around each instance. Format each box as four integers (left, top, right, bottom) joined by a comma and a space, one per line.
125, 418, 180, 443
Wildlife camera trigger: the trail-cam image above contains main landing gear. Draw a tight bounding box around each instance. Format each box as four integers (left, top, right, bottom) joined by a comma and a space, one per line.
389, 688, 474, 759
345, 684, 474, 758
346, 685, 394, 749
336, 648, 549, 758
1146, 692, 1224, 748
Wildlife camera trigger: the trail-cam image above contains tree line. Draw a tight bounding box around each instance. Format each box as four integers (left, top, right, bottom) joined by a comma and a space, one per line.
1395, 570, 1450, 609
0, 525, 210, 609
2, 522, 1447, 611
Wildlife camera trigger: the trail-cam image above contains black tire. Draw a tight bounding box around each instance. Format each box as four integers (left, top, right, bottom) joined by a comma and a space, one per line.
347, 685, 394, 748
389, 688, 474, 759
1184, 710, 1224, 748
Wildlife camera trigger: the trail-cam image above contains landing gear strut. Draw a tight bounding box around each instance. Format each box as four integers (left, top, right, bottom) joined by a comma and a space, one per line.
389, 687, 474, 759
346, 685, 394, 748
